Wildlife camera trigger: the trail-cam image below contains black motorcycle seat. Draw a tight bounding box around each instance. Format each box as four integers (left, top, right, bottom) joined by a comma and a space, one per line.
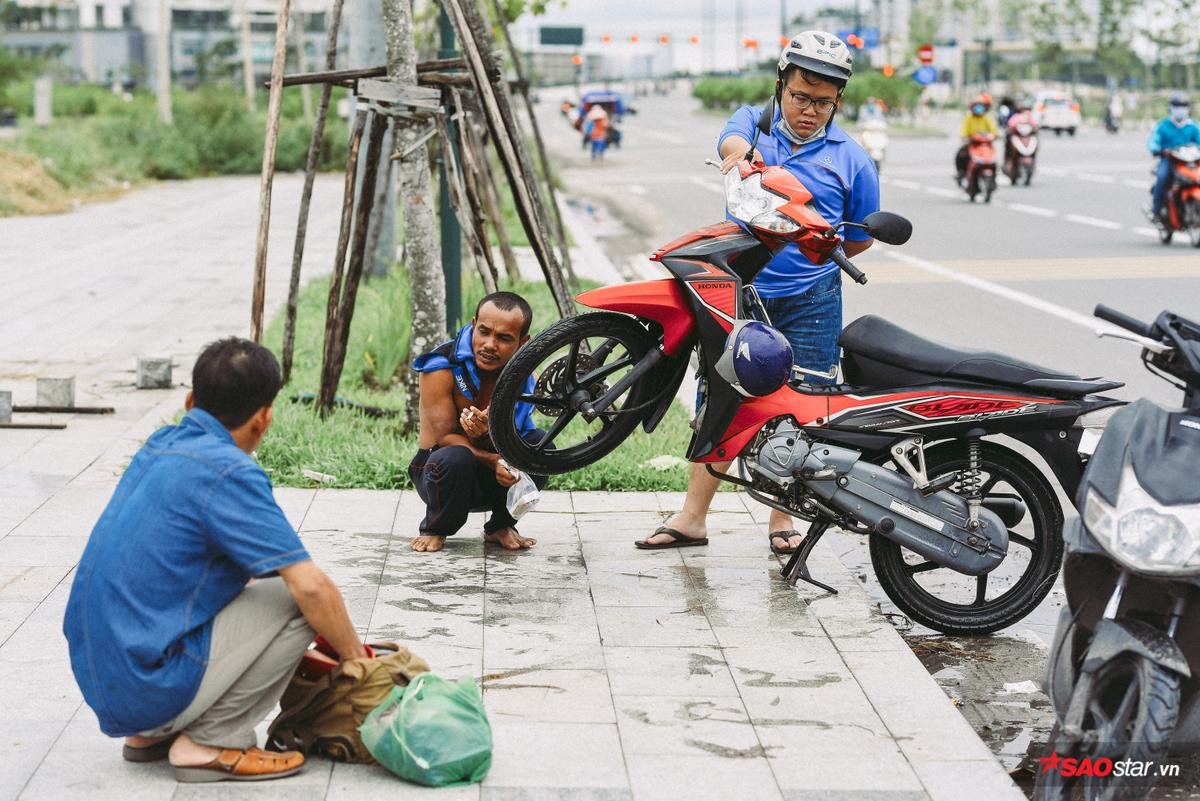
839, 315, 1123, 397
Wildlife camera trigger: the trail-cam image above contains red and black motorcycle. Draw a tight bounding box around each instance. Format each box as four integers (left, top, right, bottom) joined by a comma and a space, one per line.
1004, 118, 1039, 186
964, 132, 999, 202
1151, 144, 1200, 247
490, 102, 1125, 635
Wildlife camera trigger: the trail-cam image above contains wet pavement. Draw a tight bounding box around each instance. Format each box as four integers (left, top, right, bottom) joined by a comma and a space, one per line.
0, 397, 1028, 801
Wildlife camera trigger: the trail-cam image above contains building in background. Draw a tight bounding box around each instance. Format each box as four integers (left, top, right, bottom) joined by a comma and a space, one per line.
1, 0, 330, 88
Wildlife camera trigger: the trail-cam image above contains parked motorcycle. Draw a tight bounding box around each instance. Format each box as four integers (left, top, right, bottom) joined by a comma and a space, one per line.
1149, 145, 1200, 247
1004, 120, 1039, 187
490, 100, 1127, 636
860, 118, 888, 174
964, 132, 999, 203
1036, 304, 1200, 801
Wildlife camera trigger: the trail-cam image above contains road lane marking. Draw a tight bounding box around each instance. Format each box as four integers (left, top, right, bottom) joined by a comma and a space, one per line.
890, 179, 922, 190
1065, 213, 1123, 230
923, 185, 960, 199
1133, 226, 1160, 238
1077, 172, 1115, 184
1007, 203, 1058, 218
875, 246, 1125, 336
628, 184, 648, 196
688, 176, 724, 195
1124, 179, 1152, 189
1040, 166, 1067, 176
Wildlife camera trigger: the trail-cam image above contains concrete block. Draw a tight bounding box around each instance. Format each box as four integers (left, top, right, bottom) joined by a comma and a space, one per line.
0, 390, 10, 423
35, 377, 74, 407
136, 357, 172, 389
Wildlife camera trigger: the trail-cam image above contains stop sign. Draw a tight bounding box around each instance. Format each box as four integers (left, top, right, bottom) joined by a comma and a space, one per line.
917, 43, 934, 64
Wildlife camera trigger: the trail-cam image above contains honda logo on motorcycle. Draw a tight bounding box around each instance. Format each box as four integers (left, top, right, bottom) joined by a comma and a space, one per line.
900, 396, 1034, 420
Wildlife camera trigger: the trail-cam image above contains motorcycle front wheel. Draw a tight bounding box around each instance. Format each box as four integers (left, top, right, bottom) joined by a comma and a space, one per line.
490, 312, 660, 475
868, 442, 1063, 635
1033, 653, 1180, 801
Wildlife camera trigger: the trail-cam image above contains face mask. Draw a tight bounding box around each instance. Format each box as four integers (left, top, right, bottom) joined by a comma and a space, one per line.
972, 104, 986, 115
1171, 105, 1190, 123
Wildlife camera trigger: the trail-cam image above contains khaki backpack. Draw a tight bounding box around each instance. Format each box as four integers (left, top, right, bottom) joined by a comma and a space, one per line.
266, 642, 429, 763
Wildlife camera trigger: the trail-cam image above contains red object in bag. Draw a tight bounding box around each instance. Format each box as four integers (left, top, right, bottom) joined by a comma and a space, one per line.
299, 636, 375, 679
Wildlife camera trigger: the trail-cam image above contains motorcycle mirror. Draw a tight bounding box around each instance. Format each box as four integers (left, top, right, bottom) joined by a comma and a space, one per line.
746, 96, 776, 161
863, 211, 913, 245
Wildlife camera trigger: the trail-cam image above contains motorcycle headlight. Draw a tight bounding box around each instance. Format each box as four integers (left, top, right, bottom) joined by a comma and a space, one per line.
1083, 465, 1200, 575
750, 210, 800, 233
726, 169, 786, 223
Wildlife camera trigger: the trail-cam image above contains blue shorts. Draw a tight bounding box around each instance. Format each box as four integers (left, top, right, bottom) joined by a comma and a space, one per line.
760, 269, 843, 385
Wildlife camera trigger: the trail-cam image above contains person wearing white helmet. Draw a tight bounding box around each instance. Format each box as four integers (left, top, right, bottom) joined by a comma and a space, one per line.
636, 30, 880, 556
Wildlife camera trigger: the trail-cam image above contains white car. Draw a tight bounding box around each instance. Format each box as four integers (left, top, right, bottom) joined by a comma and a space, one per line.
1033, 91, 1082, 136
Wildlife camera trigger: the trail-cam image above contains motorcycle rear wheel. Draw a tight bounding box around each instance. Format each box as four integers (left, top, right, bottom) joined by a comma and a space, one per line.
489, 312, 659, 475
984, 173, 996, 203
868, 442, 1063, 635
1033, 654, 1180, 801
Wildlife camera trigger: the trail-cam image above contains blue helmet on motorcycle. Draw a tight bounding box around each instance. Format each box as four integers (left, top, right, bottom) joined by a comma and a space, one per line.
714, 320, 794, 397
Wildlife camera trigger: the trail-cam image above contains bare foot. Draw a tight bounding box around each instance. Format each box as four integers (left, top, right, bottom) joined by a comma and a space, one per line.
168, 733, 221, 767
411, 534, 446, 552
639, 514, 706, 547
484, 528, 536, 550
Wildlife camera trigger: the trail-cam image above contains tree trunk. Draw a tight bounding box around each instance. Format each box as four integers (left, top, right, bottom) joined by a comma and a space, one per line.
382, 0, 444, 433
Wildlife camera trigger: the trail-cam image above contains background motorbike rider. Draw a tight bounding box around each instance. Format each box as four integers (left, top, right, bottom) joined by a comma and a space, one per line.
1146, 91, 1200, 225
1004, 97, 1038, 167
956, 93, 1000, 187
635, 30, 880, 556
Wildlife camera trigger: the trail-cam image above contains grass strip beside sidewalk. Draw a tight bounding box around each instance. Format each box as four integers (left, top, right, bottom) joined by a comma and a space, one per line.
258, 272, 694, 492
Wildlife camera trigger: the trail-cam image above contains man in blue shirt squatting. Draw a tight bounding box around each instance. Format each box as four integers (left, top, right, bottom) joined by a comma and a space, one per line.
63, 338, 368, 783
408, 291, 547, 553
635, 31, 880, 556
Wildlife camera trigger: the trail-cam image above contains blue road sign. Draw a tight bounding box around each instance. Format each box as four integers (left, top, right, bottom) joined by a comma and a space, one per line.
912, 65, 938, 86
835, 27, 881, 49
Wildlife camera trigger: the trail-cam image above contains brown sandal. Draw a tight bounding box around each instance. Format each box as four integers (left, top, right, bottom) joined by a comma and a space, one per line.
769, 530, 802, 555
174, 746, 305, 783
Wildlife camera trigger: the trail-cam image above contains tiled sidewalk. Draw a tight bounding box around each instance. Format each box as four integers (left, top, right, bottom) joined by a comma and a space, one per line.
1, 425, 1025, 801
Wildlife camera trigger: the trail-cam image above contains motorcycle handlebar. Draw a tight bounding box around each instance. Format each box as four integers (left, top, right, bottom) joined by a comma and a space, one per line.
831, 250, 868, 285
1094, 304, 1155, 339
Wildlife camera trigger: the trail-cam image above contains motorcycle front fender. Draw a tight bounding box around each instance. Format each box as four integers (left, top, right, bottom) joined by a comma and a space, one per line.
577, 280, 695, 357
1081, 618, 1191, 678
641, 356, 688, 434
1045, 605, 1080, 713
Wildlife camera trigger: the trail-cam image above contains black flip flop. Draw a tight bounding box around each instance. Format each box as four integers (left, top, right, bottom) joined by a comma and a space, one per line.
769, 530, 802, 555
634, 526, 708, 550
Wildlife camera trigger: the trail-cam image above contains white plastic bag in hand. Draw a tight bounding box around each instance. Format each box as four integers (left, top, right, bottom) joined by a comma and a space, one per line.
505, 470, 540, 519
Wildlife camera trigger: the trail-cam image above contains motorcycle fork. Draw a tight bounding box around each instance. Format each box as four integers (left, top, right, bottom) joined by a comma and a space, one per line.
1060, 570, 1130, 742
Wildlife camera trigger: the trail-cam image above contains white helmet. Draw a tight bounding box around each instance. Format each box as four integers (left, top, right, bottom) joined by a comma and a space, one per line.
778, 30, 854, 86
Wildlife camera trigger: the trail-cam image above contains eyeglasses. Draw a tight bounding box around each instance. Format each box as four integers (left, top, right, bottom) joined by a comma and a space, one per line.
786, 89, 838, 113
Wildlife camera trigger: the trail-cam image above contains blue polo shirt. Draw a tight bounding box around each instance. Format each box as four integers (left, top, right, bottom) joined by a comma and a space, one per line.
718, 106, 880, 297
63, 408, 310, 736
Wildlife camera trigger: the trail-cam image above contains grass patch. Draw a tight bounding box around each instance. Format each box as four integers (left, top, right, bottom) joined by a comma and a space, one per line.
258, 270, 694, 491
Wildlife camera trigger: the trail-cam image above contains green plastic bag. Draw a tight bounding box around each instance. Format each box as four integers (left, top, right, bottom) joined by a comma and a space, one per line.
359, 672, 492, 786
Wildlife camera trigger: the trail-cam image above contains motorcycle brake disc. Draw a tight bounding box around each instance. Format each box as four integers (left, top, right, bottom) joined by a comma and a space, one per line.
533, 352, 609, 417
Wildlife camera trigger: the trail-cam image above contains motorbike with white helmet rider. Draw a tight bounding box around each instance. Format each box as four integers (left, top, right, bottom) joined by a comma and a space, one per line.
636, 29, 881, 557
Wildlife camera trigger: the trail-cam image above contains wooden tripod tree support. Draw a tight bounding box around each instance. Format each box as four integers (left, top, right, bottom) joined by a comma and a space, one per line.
281, 0, 348, 384
436, 89, 498, 294
317, 111, 391, 417
250, 0, 294, 344
486, 0, 575, 284
440, 0, 574, 318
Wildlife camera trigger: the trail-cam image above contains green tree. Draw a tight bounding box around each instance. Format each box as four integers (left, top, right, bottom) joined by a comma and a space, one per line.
0, 44, 38, 108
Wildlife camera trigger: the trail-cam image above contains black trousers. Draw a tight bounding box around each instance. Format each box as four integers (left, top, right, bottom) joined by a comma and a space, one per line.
407, 433, 549, 538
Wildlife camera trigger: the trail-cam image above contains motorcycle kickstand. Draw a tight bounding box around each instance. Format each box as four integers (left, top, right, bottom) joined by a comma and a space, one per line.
780, 520, 838, 595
